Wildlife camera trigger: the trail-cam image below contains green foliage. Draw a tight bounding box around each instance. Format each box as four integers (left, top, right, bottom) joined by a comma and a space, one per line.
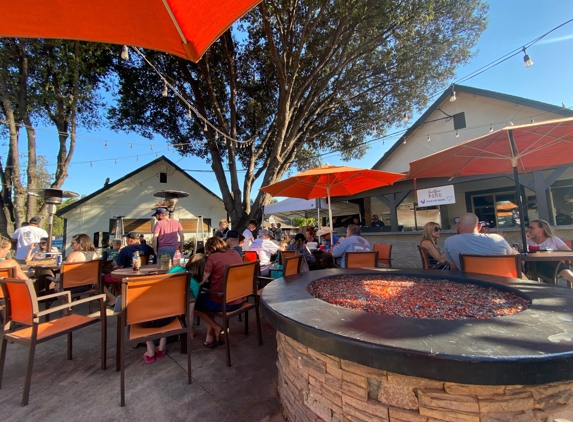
109, 0, 487, 227
292, 217, 316, 228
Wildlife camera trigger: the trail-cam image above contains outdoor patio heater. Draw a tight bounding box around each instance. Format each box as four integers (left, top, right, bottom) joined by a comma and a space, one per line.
153, 190, 189, 218
27, 188, 79, 251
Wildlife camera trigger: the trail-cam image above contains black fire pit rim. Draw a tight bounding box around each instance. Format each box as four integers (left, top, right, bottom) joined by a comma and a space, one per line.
261, 268, 573, 386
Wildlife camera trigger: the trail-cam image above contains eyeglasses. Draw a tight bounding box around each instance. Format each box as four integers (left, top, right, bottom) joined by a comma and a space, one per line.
40, 242, 47, 245
434, 227, 442, 231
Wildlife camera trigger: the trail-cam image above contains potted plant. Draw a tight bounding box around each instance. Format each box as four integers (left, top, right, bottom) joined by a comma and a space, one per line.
158, 253, 172, 270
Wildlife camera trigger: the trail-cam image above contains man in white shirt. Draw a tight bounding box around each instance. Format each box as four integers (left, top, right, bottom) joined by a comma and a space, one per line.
250, 229, 283, 275
11, 216, 49, 262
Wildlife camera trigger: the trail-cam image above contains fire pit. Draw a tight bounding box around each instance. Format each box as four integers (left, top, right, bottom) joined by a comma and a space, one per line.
262, 269, 573, 422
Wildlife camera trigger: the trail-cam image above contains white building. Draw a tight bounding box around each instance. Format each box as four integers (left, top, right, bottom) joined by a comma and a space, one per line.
57, 155, 226, 251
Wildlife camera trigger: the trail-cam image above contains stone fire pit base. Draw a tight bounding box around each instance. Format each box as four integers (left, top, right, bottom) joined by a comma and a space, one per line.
277, 333, 573, 422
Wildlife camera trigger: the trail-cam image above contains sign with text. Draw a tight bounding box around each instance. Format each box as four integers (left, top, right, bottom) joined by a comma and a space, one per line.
417, 185, 456, 206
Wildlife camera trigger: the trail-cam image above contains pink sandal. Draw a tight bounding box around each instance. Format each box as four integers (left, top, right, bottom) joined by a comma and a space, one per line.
143, 354, 155, 364
155, 348, 166, 361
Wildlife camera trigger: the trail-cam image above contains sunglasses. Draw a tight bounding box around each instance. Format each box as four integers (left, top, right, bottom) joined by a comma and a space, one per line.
434, 227, 442, 231
40, 242, 47, 245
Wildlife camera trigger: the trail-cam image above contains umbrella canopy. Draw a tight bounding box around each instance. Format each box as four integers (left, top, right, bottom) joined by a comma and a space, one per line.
406, 117, 573, 250
0, 0, 262, 62
260, 165, 404, 236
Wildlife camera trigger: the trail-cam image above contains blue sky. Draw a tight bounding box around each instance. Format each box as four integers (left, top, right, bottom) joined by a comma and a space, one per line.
26, 1, 573, 199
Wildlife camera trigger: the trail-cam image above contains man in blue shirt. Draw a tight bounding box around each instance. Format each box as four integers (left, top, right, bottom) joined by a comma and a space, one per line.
116, 232, 156, 268
316, 227, 339, 247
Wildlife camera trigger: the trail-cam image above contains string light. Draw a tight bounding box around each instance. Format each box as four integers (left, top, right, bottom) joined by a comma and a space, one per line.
427, 135, 431, 142
104, 140, 108, 149
162, 81, 168, 97
136, 156, 139, 161
449, 85, 456, 102
489, 124, 493, 133
187, 108, 192, 119
522, 47, 533, 67
150, 145, 153, 151
90, 161, 93, 167
372, 127, 377, 135
130, 143, 133, 150
530, 116, 535, 123
121, 45, 129, 61
114, 159, 117, 165
203, 120, 208, 132
403, 114, 409, 123
456, 130, 459, 138
403, 139, 407, 145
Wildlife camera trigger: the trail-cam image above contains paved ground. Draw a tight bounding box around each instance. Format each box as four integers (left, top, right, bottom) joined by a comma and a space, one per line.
0, 307, 285, 422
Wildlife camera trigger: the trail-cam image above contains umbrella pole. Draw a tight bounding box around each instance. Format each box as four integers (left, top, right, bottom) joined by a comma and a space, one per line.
327, 188, 334, 242
509, 131, 529, 252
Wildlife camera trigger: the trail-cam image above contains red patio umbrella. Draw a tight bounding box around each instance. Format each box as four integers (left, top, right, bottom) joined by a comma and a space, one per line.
407, 117, 573, 250
260, 165, 404, 236
0, 0, 262, 62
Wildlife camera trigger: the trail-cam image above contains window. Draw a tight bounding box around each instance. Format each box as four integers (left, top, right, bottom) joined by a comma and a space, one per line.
471, 191, 521, 228
453, 112, 466, 130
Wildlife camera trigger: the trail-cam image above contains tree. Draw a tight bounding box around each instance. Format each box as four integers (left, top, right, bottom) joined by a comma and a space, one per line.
110, 0, 487, 229
0, 39, 114, 236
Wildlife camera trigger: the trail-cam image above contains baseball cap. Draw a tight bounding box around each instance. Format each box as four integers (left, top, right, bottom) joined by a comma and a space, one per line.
30, 216, 42, 224
151, 207, 167, 217
258, 229, 273, 237
479, 221, 490, 227
223, 230, 239, 240
122, 231, 138, 239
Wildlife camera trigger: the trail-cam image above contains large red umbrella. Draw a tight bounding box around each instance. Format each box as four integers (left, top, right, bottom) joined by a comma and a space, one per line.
407, 117, 573, 250
260, 165, 404, 236
0, 0, 262, 62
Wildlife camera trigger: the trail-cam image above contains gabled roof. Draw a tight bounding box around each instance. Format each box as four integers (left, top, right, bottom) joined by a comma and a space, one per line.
372, 85, 573, 170
57, 155, 223, 216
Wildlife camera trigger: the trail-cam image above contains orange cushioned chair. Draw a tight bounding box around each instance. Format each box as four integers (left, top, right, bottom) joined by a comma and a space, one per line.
0, 277, 106, 406
373, 244, 392, 267
345, 251, 379, 269
459, 254, 522, 278
417, 246, 431, 269
118, 272, 192, 406
196, 261, 262, 367
0, 267, 16, 322
243, 251, 258, 262
279, 250, 296, 265
258, 255, 302, 291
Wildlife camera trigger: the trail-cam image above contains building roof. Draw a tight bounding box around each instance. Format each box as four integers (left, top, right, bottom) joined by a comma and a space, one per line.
57, 155, 223, 216
372, 85, 573, 170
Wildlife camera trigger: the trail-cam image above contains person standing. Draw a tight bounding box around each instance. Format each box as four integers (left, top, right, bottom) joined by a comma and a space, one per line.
215, 219, 229, 238
275, 223, 283, 241
11, 216, 49, 263
370, 214, 385, 228
444, 213, 515, 271
250, 229, 283, 275
241, 219, 258, 251
151, 207, 184, 258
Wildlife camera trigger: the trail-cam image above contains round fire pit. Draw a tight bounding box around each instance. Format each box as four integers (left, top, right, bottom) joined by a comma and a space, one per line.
262, 269, 573, 422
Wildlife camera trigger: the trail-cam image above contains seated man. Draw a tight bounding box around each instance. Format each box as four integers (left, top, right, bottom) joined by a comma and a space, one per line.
316, 227, 339, 248
331, 224, 370, 268
249, 229, 283, 276
444, 213, 515, 270
224, 230, 243, 256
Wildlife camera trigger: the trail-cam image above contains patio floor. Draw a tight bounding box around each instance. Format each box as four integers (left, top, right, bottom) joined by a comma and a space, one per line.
0, 308, 285, 422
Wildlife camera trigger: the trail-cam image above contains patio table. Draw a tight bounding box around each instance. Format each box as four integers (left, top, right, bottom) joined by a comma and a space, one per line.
520, 251, 573, 284
111, 264, 168, 279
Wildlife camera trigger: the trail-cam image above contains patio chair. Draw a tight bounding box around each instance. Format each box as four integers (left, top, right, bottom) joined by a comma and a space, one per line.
417, 246, 431, 269
243, 251, 258, 262
0, 277, 106, 406
279, 250, 296, 265
373, 244, 392, 267
118, 272, 192, 406
47, 260, 103, 314
196, 261, 262, 367
459, 254, 522, 278
258, 255, 302, 291
345, 251, 379, 269
0, 267, 15, 322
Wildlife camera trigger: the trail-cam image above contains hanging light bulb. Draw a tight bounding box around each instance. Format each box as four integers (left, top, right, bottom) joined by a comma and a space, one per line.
449, 85, 456, 102
372, 127, 377, 135
90, 161, 93, 168
121, 45, 129, 60
130, 143, 133, 150
489, 124, 493, 133
114, 159, 117, 165
162, 81, 168, 97
427, 135, 431, 142
522, 47, 533, 67
403, 138, 407, 145
215, 132, 219, 140
104, 140, 108, 149
455, 130, 459, 138
203, 120, 208, 132
150, 145, 153, 151
530, 116, 535, 123
136, 156, 139, 161
403, 113, 409, 123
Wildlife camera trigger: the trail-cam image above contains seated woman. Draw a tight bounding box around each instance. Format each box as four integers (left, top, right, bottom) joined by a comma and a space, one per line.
0, 236, 30, 280
25, 237, 59, 262
305, 228, 318, 244
527, 219, 573, 285
286, 233, 316, 268
420, 222, 451, 270
194, 237, 243, 348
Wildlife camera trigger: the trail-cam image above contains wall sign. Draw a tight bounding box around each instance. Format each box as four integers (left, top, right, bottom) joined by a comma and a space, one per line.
417, 185, 456, 206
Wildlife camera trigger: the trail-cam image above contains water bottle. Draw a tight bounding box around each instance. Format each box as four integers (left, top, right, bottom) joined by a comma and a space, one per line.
132, 251, 141, 271
173, 249, 182, 267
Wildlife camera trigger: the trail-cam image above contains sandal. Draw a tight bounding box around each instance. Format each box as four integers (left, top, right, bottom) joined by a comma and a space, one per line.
155, 348, 166, 360
143, 354, 155, 364
203, 339, 225, 349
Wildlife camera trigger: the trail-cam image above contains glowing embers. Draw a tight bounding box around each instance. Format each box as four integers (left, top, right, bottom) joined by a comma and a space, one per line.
307, 275, 529, 320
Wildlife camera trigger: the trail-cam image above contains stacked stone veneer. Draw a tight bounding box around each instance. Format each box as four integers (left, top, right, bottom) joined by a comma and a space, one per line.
276, 332, 573, 422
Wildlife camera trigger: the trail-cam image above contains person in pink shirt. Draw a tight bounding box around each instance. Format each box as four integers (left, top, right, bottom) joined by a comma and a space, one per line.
151, 208, 184, 258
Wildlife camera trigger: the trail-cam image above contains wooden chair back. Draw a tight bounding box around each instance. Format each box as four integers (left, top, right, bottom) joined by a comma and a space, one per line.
243, 251, 258, 262
283, 255, 302, 277
0, 278, 38, 326
345, 251, 379, 268
459, 254, 522, 278
417, 246, 431, 269
280, 250, 296, 265
373, 244, 392, 267
224, 261, 259, 303
0, 266, 16, 299
122, 273, 188, 326
60, 259, 102, 290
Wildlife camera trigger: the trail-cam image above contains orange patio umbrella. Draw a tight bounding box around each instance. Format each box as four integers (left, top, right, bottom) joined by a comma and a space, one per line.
407, 117, 573, 250
260, 165, 404, 236
0, 0, 262, 62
